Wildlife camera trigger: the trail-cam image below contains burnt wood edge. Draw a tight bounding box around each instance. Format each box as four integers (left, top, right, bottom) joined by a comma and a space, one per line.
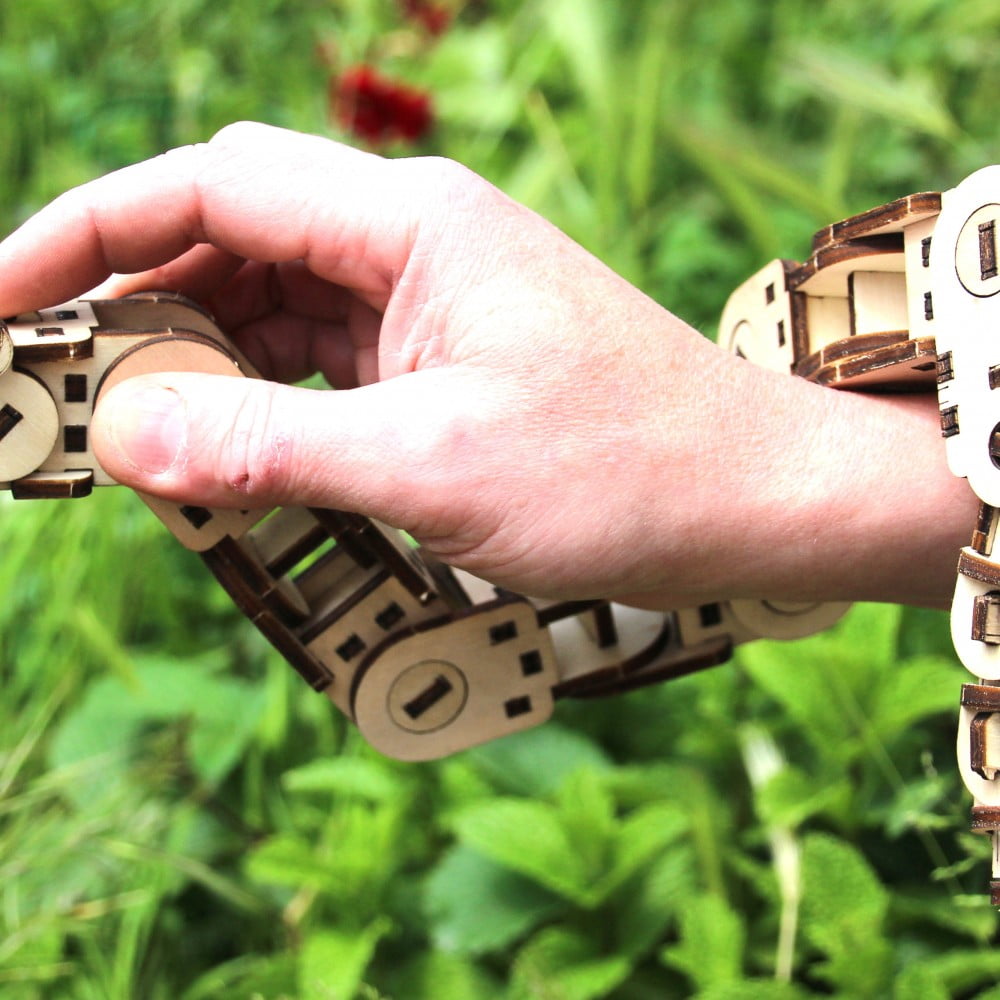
346, 595, 537, 720
810, 192, 942, 253
787, 234, 905, 292
201, 538, 332, 691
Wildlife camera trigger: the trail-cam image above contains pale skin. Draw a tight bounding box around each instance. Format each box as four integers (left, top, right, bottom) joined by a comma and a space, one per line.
0, 122, 979, 608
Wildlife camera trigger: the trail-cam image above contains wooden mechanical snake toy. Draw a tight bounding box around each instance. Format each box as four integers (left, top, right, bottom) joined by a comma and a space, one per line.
3, 167, 1000, 895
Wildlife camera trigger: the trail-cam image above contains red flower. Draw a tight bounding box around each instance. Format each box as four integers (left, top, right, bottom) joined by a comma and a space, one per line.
333, 65, 433, 145
398, 0, 452, 36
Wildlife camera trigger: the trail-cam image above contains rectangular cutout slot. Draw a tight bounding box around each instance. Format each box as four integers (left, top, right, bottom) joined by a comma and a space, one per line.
64, 374, 88, 403
180, 505, 213, 529
63, 425, 87, 453
504, 695, 533, 718
403, 675, 454, 720
981, 220, 998, 280
489, 621, 518, 645
0, 403, 23, 443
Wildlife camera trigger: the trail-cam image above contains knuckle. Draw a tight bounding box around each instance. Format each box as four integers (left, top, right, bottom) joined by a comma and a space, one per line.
208, 120, 265, 150
409, 156, 491, 211
214, 383, 294, 500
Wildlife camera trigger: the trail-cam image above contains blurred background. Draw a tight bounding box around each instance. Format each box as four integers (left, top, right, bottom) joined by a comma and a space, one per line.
1, 0, 999, 996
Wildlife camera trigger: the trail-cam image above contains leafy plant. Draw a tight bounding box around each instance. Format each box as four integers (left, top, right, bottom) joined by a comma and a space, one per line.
2, 0, 999, 995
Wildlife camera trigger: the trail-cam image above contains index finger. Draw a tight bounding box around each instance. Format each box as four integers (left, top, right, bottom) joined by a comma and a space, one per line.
0, 122, 423, 316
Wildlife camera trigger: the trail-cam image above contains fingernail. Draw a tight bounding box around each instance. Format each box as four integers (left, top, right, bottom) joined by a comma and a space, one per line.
107, 384, 187, 474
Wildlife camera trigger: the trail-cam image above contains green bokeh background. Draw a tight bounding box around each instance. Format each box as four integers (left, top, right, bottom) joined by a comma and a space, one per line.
1, 1, 998, 996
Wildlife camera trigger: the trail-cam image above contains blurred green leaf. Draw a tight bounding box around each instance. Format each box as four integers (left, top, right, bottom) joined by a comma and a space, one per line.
465, 724, 611, 798
48, 655, 265, 798
612, 846, 698, 958
784, 41, 959, 140
869, 655, 960, 739
424, 846, 563, 955
509, 927, 632, 1000
756, 766, 851, 830
180, 954, 298, 1000
449, 798, 590, 903
387, 951, 503, 1000
800, 834, 892, 993
299, 918, 390, 1000
660, 895, 746, 991
282, 757, 406, 803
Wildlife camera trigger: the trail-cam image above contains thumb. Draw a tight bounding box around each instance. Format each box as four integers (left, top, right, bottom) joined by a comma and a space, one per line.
91, 369, 476, 530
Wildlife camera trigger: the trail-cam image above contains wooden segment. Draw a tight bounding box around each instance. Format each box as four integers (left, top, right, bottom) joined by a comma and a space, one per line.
940, 403, 960, 438
958, 549, 1000, 588
250, 606, 333, 692
587, 602, 619, 648
789, 291, 811, 369
937, 350, 955, 384
717, 258, 797, 374
799, 296, 852, 362
970, 712, 1000, 780
249, 507, 329, 577
0, 324, 13, 376
958, 700, 1000, 806
926, 168, 1000, 510
0, 369, 60, 482
350, 599, 557, 761
951, 568, 1000, 684
299, 569, 392, 646
95, 334, 268, 550
306, 509, 379, 569
294, 545, 361, 607
88, 294, 261, 375
810, 191, 942, 252
804, 336, 937, 390
972, 595, 1000, 644
961, 683, 1000, 712
9, 312, 94, 363
554, 629, 729, 698
312, 573, 440, 716
11, 469, 94, 499
849, 272, 909, 338
972, 503, 998, 555
788, 235, 904, 297
200, 540, 332, 691
725, 598, 851, 642
970, 806, 1000, 832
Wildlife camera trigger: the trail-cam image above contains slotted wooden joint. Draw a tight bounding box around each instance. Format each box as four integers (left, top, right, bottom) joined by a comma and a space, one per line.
936, 350, 954, 384
970, 712, 1000, 780
961, 683, 1000, 712
992, 425, 1000, 470
940, 404, 959, 438
970, 806, 1000, 834
972, 594, 1000, 644
972, 504, 998, 555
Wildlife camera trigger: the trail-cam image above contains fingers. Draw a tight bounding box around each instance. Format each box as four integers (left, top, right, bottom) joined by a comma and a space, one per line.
90, 369, 483, 532
0, 122, 448, 316
90, 243, 248, 302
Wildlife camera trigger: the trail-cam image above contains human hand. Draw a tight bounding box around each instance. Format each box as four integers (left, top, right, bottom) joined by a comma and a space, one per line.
0, 123, 976, 607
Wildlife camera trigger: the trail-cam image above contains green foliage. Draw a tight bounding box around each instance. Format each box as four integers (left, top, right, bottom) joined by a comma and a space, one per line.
2, 0, 1000, 996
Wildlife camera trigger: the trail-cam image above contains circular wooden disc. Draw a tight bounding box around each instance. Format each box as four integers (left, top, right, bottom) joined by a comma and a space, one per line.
0, 369, 59, 481
96, 333, 242, 403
